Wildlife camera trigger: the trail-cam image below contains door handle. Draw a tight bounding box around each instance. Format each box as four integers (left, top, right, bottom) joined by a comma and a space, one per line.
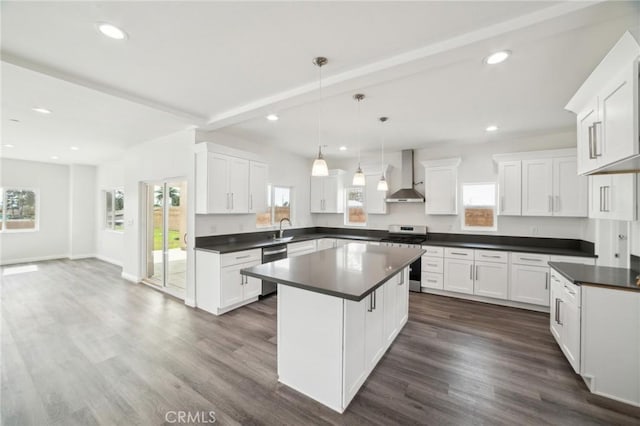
368, 293, 373, 312
545, 272, 549, 289
557, 300, 563, 325
475, 265, 478, 281
593, 121, 602, 157
588, 125, 596, 159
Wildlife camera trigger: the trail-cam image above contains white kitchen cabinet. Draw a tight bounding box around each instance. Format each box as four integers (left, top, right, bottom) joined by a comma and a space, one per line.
364, 288, 385, 368
365, 174, 387, 214
522, 159, 553, 216
552, 157, 587, 217
498, 160, 521, 216
443, 258, 474, 294
566, 32, 640, 174
288, 240, 317, 257
561, 285, 581, 373
509, 263, 549, 306
228, 156, 250, 213
383, 278, 398, 345
396, 270, 409, 327
249, 161, 268, 213
549, 271, 563, 344
195, 248, 262, 315
589, 173, 638, 221
473, 261, 508, 300
316, 238, 338, 251
310, 170, 345, 213
422, 158, 460, 215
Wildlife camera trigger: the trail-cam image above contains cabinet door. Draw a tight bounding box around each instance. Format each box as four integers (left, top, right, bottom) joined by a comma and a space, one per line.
207, 153, 230, 213
383, 278, 398, 345
588, 175, 609, 219
553, 157, 587, 217
443, 258, 474, 294
228, 157, 249, 213
396, 268, 409, 328
323, 175, 343, 213
522, 159, 553, 216
316, 239, 336, 251
498, 161, 521, 216
599, 62, 639, 164
365, 174, 387, 214
343, 297, 367, 407
608, 174, 638, 221
220, 264, 244, 308
549, 272, 563, 345
561, 295, 581, 374
425, 167, 457, 215
242, 260, 262, 300
365, 289, 385, 369
249, 161, 268, 213
509, 264, 549, 306
310, 176, 324, 213
576, 103, 599, 174
473, 261, 508, 300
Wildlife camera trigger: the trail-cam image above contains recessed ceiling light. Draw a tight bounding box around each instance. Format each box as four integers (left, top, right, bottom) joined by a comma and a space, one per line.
485, 50, 511, 65
51, 156, 59, 160
486, 125, 499, 132
266, 114, 279, 121
70, 146, 79, 151
97, 23, 128, 40
4, 144, 14, 148
339, 146, 347, 151
32, 107, 52, 114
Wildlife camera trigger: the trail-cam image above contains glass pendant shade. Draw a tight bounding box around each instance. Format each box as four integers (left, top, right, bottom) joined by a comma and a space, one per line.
377, 174, 388, 191
312, 156, 329, 177
352, 166, 366, 186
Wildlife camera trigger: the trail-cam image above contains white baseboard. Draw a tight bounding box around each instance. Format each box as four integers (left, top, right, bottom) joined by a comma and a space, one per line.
121, 272, 140, 283
69, 253, 96, 260
95, 254, 123, 267
184, 298, 196, 307
0, 254, 68, 266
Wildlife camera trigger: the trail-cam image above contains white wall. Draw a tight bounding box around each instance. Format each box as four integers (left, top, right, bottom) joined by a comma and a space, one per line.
631, 220, 640, 257
0, 159, 70, 264
194, 130, 314, 236
95, 159, 125, 266
318, 130, 595, 241
69, 164, 97, 259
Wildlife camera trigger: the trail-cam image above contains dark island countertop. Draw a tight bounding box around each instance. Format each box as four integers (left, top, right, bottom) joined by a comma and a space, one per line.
240, 243, 425, 301
549, 262, 640, 292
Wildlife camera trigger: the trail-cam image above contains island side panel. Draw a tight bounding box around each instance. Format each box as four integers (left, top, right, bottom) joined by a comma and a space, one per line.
277, 284, 345, 413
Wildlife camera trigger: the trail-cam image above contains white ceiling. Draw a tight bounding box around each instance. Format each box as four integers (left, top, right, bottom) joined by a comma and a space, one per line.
1, 1, 639, 164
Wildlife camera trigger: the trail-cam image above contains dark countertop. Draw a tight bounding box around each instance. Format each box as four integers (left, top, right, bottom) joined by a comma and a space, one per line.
549, 262, 640, 292
241, 244, 424, 301
423, 241, 597, 258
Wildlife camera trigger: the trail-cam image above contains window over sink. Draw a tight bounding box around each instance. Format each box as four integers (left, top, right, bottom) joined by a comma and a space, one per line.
256, 185, 292, 227
461, 183, 497, 231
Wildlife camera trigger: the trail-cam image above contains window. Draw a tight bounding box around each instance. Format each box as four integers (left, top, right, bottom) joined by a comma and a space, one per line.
105, 189, 124, 231
256, 185, 292, 227
0, 189, 38, 232
462, 183, 497, 231
345, 187, 366, 226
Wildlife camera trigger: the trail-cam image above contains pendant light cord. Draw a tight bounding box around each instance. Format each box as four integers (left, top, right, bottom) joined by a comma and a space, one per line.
357, 97, 362, 168
317, 64, 322, 149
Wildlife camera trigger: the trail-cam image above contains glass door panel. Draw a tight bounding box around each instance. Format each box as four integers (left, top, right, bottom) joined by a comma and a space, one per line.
145, 183, 164, 285
166, 181, 187, 291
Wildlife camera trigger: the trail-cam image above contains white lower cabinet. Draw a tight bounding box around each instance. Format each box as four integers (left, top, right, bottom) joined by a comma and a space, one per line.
473, 261, 508, 299
317, 238, 338, 251
509, 263, 550, 306
288, 240, 317, 257
195, 249, 262, 315
443, 258, 474, 294
549, 269, 581, 373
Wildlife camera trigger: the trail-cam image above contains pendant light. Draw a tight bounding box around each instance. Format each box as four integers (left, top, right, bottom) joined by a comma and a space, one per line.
311, 57, 329, 177
352, 93, 366, 186
377, 117, 389, 191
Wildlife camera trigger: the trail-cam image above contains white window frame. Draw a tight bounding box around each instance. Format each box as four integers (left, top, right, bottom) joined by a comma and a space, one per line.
344, 186, 367, 227
461, 182, 497, 232
104, 188, 124, 232
0, 188, 40, 233
256, 185, 294, 229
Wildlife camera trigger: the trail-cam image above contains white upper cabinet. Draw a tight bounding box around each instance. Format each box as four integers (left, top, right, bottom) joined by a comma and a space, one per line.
522, 159, 553, 217
249, 161, 268, 213
589, 173, 638, 221
364, 174, 387, 215
310, 170, 345, 214
195, 144, 268, 215
422, 158, 460, 215
552, 157, 587, 217
498, 160, 521, 216
566, 32, 640, 174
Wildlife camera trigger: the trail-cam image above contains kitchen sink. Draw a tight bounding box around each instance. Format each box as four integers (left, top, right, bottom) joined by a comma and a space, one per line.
272, 236, 294, 243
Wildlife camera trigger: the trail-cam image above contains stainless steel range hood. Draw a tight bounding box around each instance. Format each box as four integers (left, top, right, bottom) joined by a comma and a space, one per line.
386, 150, 425, 203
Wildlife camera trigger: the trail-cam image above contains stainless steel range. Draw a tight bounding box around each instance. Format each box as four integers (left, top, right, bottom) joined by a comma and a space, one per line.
380, 225, 427, 292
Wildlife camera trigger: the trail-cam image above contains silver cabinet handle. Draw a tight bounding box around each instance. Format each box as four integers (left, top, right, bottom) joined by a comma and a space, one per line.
545, 272, 549, 289
482, 254, 501, 259
520, 257, 542, 262
557, 299, 563, 325
588, 125, 596, 159
451, 251, 468, 256
368, 293, 373, 312
427, 279, 437, 283
236, 254, 251, 260
604, 186, 610, 212
548, 195, 553, 213
599, 186, 604, 212
593, 121, 602, 157
427, 263, 438, 267
475, 265, 479, 281
373, 290, 377, 310
263, 248, 287, 256
564, 285, 576, 296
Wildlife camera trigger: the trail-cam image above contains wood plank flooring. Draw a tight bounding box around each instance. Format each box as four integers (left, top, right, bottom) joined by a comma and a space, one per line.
2, 258, 639, 425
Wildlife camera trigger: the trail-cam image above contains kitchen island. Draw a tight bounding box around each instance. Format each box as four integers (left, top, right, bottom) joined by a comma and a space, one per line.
241, 243, 424, 413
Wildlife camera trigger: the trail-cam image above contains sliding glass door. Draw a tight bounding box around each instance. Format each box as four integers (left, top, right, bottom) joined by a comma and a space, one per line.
144, 180, 187, 296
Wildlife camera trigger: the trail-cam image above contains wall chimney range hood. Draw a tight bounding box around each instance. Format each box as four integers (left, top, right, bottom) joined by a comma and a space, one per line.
386, 150, 425, 203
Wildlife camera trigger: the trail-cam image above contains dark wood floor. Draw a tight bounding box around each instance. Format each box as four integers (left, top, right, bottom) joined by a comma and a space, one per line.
3, 259, 640, 425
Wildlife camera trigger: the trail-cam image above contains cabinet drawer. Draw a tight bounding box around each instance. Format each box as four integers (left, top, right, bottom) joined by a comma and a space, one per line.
474, 250, 508, 264
421, 272, 443, 290
562, 280, 581, 307
511, 252, 549, 266
221, 249, 262, 267
422, 257, 443, 273
548, 255, 595, 266
444, 247, 474, 259
288, 240, 316, 254
421, 246, 444, 257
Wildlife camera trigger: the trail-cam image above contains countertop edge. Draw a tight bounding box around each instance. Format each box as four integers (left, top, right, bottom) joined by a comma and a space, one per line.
549, 262, 640, 292
241, 250, 424, 302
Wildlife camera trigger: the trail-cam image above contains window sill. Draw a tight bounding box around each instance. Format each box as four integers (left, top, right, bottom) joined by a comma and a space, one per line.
0, 228, 39, 234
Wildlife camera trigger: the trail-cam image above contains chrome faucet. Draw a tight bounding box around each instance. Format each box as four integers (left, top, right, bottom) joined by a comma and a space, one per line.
279, 217, 291, 239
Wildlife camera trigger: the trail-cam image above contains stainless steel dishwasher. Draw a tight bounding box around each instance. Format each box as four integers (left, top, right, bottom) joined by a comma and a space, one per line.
261, 244, 287, 297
